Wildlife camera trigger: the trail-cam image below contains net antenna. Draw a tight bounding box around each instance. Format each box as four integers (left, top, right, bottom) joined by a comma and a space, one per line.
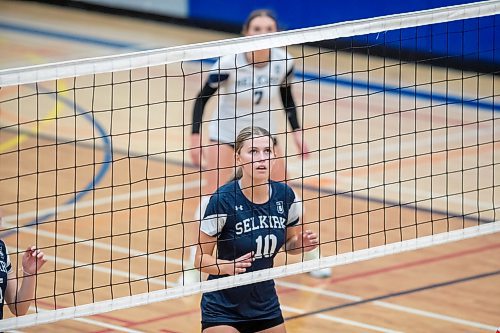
0, 0, 499, 330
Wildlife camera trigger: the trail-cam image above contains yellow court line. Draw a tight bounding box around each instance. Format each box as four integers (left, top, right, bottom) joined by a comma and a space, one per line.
0, 82, 66, 153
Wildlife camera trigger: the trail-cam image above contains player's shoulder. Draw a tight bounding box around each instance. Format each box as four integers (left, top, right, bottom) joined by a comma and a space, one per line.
270, 180, 295, 198
211, 180, 239, 200
0, 239, 9, 260
271, 48, 294, 62
212, 54, 240, 70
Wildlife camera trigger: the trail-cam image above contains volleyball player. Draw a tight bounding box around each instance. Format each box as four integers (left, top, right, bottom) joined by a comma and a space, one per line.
0, 209, 47, 319
185, 9, 331, 282
195, 126, 319, 332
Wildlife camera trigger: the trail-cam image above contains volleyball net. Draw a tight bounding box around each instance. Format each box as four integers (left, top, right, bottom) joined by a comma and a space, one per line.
0, 0, 499, 329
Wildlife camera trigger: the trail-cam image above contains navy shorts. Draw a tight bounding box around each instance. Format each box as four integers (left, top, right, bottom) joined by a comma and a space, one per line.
201, 315, 284, 333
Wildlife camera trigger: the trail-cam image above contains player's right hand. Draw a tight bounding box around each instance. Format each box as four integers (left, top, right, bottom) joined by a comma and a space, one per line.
224, 252, 254, 275
190, 133, 202, 166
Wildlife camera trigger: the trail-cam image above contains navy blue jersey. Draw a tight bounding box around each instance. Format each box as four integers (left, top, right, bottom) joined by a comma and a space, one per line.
200, 180, 300, 323
0, 240, 13, 319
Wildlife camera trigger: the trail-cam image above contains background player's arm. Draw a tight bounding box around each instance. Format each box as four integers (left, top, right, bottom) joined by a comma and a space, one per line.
280, 71, 310, 158
190, 82, 218, 166
194, 231, 254, 276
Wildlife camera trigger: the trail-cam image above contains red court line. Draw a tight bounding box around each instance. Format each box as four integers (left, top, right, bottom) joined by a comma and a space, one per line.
325, 241, 500, 285
91, 308, 198, 333
84, 241, 500, 332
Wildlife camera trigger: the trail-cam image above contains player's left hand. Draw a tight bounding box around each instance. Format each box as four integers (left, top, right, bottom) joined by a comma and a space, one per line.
301, 230, 318, 252
22, 246, 47, 275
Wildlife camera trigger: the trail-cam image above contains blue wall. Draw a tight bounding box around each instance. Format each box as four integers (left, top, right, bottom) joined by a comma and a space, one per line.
188, 0, 499, 65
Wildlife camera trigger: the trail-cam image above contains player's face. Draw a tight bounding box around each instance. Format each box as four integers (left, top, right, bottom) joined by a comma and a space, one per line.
244, 16, 277, 36
237, 135, 275, 181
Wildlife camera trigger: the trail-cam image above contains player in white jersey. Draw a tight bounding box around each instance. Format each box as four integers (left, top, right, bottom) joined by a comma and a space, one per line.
0, 208, 47, 319
202, 47, 297, 146
182, 10, 330, 283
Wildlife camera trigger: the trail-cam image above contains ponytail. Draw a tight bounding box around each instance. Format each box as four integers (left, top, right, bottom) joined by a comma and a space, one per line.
234, 167, 243, 180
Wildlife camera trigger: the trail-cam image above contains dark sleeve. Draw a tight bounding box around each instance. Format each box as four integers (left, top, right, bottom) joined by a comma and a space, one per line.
192, 81, 217, 134
280, 85, 300, 131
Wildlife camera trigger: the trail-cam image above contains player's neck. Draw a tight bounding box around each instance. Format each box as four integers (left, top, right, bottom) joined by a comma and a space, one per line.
239, 177, 269, 204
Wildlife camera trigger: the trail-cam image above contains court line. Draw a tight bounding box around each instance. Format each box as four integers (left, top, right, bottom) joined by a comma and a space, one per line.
323, 242, 500, 284
87, 299, 399, 333
1, 181, 203, 267
0, 22, 139, 50
301, 72, 500, 113
2, 179, 202, 229
2, 109, 495, 223
6, 124, 487, 224
285, 269, 500, 331
32, 305, 145, 333
91, 308, 198, 333
275, 242, 500, 330
281, 305, 402, 333
12, 246, 178, 289
0, 93, 61, 153
1, 86, 112, 238
71, 317, 145, 333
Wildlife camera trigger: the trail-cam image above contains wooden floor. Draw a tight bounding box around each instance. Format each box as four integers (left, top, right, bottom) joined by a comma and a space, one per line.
0, 1, 499, 332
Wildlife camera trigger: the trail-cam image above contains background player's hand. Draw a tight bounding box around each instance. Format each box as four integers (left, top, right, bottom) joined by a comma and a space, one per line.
221, 252, 254, 275
22, 246, 47, 275
292, 130, 310, 159
300, 230, 319, 252
190, 133, 203, 167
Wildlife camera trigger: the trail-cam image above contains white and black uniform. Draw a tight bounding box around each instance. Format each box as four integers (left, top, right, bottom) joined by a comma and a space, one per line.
192, 49, 300, 144
0, 240, 13, 319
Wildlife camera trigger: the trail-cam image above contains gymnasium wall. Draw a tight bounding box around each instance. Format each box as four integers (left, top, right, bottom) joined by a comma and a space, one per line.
190, 0, 498, 65
43, 0, 500, 69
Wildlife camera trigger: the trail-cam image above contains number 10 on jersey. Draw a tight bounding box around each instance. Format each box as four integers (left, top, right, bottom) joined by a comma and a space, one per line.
255, 234, 277, 258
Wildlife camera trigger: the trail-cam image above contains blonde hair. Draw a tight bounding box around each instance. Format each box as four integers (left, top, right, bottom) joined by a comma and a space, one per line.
234, 126, 275, 180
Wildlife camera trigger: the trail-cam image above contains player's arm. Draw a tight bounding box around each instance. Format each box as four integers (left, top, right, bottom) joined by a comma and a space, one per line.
191, 82, 217, 135
5, 246, 47, 316
280, 67, 310, 158
194, 232, 253, 276
194, 195, 253, 276
190, 72, 228, 166
283, 188, 318, 254
190, 82, 217, 167
285, 226, 318, 255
